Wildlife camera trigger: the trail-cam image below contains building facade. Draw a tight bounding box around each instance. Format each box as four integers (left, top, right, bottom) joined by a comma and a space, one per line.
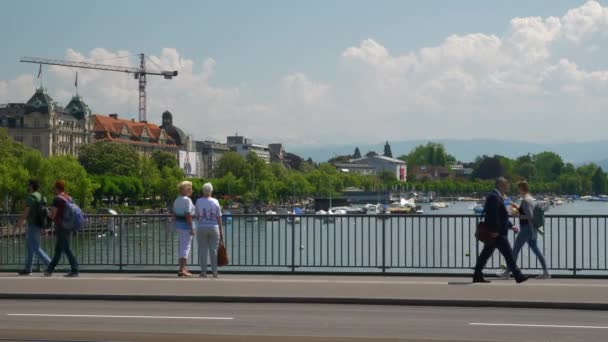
351, 155, 407, 181
0, 88, 90, 157
195, 141, 231, 178
227, 135, 270, 163
268, 143, 285, 163
92, 113, 180, 157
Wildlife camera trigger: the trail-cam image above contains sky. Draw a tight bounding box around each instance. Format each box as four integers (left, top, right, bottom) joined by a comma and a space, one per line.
2, 0, 608, 149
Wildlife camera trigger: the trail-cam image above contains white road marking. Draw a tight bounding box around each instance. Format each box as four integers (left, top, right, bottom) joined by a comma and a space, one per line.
7, 313, 234, 320
470, 323, 608, 329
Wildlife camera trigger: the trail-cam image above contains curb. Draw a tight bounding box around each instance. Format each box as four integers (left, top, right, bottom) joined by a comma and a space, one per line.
0, 293, 606, 311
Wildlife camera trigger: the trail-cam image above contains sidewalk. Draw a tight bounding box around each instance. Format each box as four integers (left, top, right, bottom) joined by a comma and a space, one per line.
0, 273, 607, 310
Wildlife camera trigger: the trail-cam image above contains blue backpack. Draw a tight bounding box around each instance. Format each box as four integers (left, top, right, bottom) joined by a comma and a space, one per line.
59, 195, 85, 232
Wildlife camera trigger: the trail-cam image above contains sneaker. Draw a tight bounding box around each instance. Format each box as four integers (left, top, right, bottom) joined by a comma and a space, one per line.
199, 273, 208, 278
43, 271, 52, 277
536, 273, 551, 280
212, 273, 219, 279
495, 271, 510, 280
516, 275, 529, 284
17, 270, 32, 276
64, 272, 79, 278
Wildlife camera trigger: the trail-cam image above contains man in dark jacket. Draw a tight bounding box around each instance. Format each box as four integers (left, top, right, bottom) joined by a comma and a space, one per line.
473, 177, 528, 284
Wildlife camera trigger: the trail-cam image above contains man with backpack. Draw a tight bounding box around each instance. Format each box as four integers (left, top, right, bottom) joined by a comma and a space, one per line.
498, 181, 550, 279
45, 180, 79, 277
17, 179, 51, 276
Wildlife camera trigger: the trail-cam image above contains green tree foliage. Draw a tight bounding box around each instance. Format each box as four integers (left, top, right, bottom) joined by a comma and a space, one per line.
472, 155, 505, 180
353, 147, 361, 159
534, 152, 564, 182
327, 155, 352, 163
79, 141, 141, 176
400, 142, 453, 167
151, 150, 178, 170
43, 156, 95, 207
591, 167, 607, 194
215, 152, 248, 178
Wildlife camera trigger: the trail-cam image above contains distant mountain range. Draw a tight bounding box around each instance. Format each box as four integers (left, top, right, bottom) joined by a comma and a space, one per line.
288, 139, 608, 166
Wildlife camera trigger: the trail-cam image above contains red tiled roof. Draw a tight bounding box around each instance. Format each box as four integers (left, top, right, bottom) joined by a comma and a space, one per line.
92, 114, 175, 145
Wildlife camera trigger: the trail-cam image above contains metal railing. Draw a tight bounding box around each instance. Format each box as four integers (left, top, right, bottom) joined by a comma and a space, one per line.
1, 214, 607, 277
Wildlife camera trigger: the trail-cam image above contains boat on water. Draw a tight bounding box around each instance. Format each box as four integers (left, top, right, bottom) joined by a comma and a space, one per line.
329, 206, 363, 214
430, 202, 449, 210
365, 204, 382, 215
264, 210, 280, 221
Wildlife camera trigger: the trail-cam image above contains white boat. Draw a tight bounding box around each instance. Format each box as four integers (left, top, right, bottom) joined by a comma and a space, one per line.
415, 209, 424, 215
430, 202, 448, 210
331, 208, 348, 215
365, 204, 380, 215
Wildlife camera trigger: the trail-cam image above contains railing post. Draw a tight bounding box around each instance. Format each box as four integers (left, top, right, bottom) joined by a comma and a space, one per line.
382, 215, 386, 273
119, 216, 124, 272
291, 216, 296, 273
573, 217, 577, 278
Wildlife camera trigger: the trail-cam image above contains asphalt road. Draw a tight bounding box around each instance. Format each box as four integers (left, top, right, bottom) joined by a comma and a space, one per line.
1, 300, 608, 341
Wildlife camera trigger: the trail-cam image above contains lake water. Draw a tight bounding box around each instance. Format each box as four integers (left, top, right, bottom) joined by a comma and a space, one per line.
1, 201, 608, 275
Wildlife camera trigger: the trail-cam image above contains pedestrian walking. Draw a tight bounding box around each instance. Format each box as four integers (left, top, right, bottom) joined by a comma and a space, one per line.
498, 181, 550, 279
173, 181, 196, 277
473, 177, 528, 284
17, 179, 51, 275
45, 180, 79, 277
195, 182, 223, 278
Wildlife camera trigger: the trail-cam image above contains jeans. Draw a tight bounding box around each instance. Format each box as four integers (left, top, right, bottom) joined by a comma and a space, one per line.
47, 229, 79, 273
511, 223, 548, 273
474, 235, 523, 278
197, 227, 220, 275
24, 224, 51, 272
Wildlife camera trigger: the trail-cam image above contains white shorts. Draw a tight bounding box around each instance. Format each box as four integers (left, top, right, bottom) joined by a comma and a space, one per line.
176, 229, 193, 259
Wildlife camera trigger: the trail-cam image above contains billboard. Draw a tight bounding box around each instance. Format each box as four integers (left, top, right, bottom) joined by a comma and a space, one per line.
179, 151, 198, 177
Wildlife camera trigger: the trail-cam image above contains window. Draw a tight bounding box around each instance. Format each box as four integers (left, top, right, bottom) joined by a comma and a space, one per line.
14, 136, 23, 142
33, 119, 40, 127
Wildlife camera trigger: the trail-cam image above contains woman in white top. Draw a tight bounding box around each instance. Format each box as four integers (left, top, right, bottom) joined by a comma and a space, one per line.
173, 181, 196, 277
195, 182, 223, 278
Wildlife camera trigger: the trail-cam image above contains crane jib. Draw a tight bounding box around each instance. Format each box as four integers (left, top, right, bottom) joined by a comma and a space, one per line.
19, 55, 177, 122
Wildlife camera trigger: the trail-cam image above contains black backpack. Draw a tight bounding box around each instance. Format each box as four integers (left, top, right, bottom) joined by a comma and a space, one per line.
31, 193, 52, 229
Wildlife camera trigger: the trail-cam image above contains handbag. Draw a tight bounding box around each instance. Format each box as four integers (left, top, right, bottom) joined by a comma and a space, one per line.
475, 221, 498, 244
217, 237, 229, 267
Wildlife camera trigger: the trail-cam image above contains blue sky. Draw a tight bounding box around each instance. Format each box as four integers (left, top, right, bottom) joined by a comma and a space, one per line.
2, 0, 578, 85
2, 1, 608, 146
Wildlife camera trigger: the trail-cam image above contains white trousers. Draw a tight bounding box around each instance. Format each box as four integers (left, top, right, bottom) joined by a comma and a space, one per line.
176, 229, 193, 259
197, 227, 220, 274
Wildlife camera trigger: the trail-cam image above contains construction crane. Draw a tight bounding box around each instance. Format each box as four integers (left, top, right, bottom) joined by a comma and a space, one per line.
20, 53, 178, 122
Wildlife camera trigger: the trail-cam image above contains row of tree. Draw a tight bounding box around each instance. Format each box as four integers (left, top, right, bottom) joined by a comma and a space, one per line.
3, 126, 608, 212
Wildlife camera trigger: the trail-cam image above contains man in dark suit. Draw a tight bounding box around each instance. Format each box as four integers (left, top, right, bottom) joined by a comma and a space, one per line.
473, 177, 528, 284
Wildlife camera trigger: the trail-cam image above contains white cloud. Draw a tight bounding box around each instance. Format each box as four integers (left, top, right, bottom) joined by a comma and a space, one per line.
3, 1, 608, 146
0, 74, 35, 103
282, 73, 331, 106
338, 0, 608, 142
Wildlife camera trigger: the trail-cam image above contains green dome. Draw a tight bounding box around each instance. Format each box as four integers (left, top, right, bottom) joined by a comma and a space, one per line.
64, 95, 91, 120
25, 87, 54, 114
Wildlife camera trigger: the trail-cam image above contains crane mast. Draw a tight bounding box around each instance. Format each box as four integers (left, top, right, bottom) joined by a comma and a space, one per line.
20, 53, 177, 122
